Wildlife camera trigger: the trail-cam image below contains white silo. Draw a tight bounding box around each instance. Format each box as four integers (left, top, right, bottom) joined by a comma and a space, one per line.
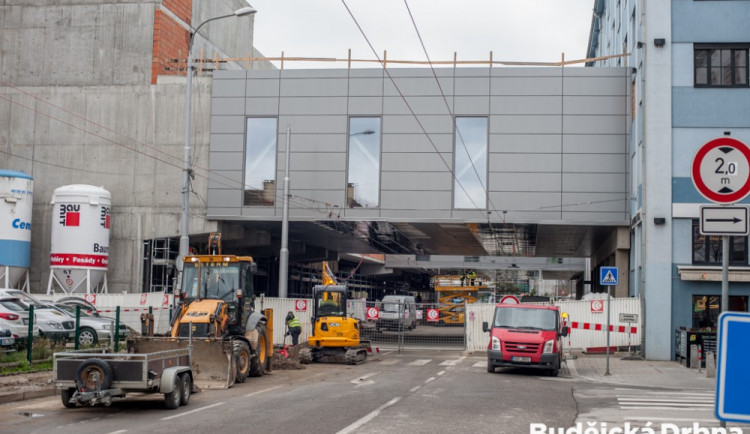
47, 185, 111, 294
0, 170, 33, 290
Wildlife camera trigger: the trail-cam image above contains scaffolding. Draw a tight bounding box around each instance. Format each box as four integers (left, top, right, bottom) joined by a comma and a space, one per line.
432, 274, 486, 325
143, 238, 177, 293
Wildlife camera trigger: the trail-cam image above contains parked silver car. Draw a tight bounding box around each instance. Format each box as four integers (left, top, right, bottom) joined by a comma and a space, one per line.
52, 303, 128, 346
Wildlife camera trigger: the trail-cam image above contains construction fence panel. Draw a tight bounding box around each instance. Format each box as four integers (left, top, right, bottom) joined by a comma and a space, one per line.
258, 297, 314, 346
465, 303, 496, 352
556, 297, 642, 351
464, 297, 643, 352
356, 301, 466, 351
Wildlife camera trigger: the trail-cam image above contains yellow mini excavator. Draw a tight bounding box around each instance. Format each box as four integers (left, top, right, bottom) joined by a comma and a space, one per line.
299, 262, 370, 365
128, 233, 272, 389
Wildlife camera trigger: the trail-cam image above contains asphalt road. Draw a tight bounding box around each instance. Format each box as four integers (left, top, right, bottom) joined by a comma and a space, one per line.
0, 351, 578, 434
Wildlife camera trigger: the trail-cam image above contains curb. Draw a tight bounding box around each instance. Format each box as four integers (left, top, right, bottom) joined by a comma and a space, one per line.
565, 359, 716, 391
0, 388, 57, 405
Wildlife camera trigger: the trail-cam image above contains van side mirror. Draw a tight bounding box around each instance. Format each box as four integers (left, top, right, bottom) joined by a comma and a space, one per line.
482, 321, 489, 333
561, 326, 569, 337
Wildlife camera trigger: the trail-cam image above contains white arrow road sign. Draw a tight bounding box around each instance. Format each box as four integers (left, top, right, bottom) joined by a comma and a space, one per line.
700, 205, 749, 235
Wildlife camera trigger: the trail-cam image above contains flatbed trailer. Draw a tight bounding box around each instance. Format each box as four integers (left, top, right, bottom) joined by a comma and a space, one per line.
54, 348, 194, 409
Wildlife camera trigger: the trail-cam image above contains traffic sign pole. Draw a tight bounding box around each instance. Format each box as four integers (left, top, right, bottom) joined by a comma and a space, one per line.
605, 287, 611, 376
720, 235, 729, 431
599, 266, 618, 376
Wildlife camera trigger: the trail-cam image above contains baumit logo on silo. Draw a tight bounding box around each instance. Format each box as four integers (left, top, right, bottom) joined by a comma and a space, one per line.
100, 206, 110, 229
58, 204, 81, 226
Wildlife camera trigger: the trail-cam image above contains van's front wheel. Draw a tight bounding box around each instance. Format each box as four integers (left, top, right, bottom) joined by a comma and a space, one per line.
549, 356, 560, 377
487, 361, 495, 373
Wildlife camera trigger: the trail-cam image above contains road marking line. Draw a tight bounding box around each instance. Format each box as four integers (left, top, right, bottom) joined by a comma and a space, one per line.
410, 386, 420, 393
106, 430, 128, 434
439, 356, 466, 366
472, 361, 486, 368
379, 359, 399, 365
437, 370, 446, 376
619, 405, 714, 410
619, 398, 713, 403
336, 397, 401, 434
160, 402, 224, 421
245, 385, 282, 397
351, 372, 378, 382
425, 377, 436, 384
409, 359, 431, 366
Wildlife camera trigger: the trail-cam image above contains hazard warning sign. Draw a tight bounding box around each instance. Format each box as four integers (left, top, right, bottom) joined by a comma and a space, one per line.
600, 267, 619, 286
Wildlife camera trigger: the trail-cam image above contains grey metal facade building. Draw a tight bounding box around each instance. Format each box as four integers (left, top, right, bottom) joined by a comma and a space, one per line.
207, 66, 631, 295
210, 67, 629, 223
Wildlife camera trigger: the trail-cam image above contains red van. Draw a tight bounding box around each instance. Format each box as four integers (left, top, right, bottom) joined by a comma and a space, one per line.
482, 304, 569, 377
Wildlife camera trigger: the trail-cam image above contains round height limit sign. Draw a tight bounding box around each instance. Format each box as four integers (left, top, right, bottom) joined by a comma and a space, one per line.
692, 137, 750, 203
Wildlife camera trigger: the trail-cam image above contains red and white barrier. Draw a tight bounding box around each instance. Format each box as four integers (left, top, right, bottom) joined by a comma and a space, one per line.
569, 321, 637, 334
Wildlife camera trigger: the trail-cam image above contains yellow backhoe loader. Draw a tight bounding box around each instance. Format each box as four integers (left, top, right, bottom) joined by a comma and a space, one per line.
128, 233, 272, 389
299, 263, 369, 364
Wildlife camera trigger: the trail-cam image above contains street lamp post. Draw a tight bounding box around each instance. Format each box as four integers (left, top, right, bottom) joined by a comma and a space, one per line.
179, 6, 257, 281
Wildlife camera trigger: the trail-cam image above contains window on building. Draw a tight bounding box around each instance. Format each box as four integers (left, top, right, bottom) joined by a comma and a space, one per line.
694, 45, 749, 87
347, 117, 381, 208
454, 117, 488, 209
692, 295, 749, 330
244, 118, 278, 206
692, 220, 748, 265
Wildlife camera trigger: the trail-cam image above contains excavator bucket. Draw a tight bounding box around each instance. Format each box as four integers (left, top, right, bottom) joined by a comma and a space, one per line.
128, 337, 236, 390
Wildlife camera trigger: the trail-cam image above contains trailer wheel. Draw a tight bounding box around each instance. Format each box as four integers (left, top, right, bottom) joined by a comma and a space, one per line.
179, 373, 191, 406
61, 388, 77, 408
233, 341, 251, 383
249, 325, 267, 377
75, 358, 113, 391
164, 375, 182, 409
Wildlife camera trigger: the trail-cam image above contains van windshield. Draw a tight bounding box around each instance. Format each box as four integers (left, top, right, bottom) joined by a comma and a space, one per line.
493, 308, 557, 331
383, 303, 401, 312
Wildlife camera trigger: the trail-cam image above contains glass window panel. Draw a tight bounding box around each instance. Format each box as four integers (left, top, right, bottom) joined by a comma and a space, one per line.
347, 117, 381, 208
696, 68, 707, 85
731, 236, 747, 262
735, 50, 747, 67
695, 50, 708, 68
711, 49, 721, 66
736, 67, 747, 85
692, 222, 707, 263
453, 117, 488, 209
244, 118, 278, 206
722, 65, 733, 85
721, 49, 732, 67
710, 67, 721, 86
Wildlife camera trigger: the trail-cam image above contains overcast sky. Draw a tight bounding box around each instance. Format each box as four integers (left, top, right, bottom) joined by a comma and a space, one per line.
247, 0, 595, 69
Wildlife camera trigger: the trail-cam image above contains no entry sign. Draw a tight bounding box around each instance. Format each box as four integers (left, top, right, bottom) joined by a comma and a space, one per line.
366, 307, 379, 320
692, 137, 750, 203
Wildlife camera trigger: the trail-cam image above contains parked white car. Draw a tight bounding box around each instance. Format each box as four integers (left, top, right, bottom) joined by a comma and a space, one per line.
0, 289, 75, 341
0, 296, 38, 341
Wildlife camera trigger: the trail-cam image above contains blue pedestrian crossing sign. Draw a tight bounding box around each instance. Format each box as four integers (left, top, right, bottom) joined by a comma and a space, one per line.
716, 311, 750, 423
600, 267, 618, 286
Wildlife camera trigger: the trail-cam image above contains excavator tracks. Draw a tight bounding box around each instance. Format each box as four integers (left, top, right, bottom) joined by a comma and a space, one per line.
345, 348, 367, 365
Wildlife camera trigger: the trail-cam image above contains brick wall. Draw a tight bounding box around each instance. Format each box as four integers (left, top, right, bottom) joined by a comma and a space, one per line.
151, 0, 192, 84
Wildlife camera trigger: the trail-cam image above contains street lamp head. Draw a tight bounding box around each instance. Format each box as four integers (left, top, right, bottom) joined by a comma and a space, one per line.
234, 6, 257, 17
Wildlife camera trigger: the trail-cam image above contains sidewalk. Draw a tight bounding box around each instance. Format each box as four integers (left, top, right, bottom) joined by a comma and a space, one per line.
566, 352, 716, 390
